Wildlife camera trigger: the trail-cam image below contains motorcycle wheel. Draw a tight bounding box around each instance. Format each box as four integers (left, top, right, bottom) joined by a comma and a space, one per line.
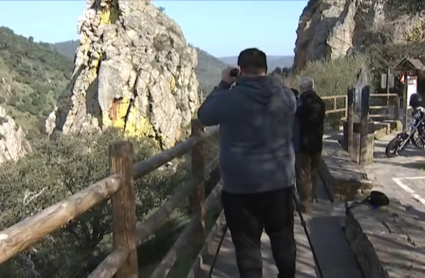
385, 137, 402, 158
411, 131, 425, 149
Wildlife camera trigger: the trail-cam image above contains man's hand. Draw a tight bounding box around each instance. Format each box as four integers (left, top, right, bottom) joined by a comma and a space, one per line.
221, 66, 238, 84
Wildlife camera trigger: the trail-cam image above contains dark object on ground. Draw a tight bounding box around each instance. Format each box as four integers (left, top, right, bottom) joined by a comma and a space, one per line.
345, 190, 389, 211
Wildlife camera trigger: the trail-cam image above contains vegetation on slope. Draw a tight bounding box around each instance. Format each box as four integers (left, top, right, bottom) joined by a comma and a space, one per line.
0, 27, 73, 137
0, 128, 219, 277
192, 46, 228, 98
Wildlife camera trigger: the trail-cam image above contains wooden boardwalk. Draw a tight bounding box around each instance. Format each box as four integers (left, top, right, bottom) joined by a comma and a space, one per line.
211, 215, 318, 278
209, 178, 362, 278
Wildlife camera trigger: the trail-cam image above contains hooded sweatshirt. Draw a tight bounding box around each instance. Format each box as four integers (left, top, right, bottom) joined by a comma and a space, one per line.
197, 75, 297, 194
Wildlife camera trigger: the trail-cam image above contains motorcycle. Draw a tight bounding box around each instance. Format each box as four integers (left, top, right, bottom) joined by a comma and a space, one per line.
385, 107, 425, 158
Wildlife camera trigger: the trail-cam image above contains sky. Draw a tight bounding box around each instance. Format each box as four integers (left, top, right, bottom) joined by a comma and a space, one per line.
0, 0, 307, 57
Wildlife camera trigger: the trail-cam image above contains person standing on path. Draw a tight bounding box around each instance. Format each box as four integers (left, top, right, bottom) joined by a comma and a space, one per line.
197, 48, 297, 278
295, 77, 326, 213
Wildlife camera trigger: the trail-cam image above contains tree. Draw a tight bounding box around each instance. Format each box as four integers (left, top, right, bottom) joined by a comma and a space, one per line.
28, 36, 34, 43
158, 6, 165, 13
0, 130, 188, 277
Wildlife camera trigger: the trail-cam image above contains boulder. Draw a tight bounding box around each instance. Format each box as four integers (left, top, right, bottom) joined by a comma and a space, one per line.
0, 106, 32, 164
293, 0, 425, 71
50, 0, 199, 148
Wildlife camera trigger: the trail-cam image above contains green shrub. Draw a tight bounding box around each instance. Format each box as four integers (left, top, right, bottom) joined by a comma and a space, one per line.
293, 55, 367, 97
0, 130, 191, 278
293, 55, 367, 129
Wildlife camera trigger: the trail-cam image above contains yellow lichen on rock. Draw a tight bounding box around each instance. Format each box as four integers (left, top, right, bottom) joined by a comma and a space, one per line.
124, 100, 156, 138
109, 97, 156, 139
170, 76, 176, 91
99, 1, 119, 25
110, 97, 130, 129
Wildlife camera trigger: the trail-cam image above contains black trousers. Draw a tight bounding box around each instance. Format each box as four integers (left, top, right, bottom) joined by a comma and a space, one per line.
222, 187, 296, 278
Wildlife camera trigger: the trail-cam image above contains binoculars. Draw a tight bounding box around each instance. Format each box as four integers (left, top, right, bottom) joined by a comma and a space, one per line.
230, 68, 239, 77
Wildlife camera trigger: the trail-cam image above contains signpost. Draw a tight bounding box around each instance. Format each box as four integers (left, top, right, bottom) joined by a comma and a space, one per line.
381, 69, 395, 120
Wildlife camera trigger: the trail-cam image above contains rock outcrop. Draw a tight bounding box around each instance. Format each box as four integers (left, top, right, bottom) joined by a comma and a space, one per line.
0, 106, 32, 164
293, 0, 425, 71
51, 0, 199, 148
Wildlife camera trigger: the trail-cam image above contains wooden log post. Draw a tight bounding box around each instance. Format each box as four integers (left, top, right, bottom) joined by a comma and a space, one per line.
359, 87, 374, 165
190, 119, 206, 265
347, 88, 354, 157
109, 141, 139, 278
394, 95, 400, 121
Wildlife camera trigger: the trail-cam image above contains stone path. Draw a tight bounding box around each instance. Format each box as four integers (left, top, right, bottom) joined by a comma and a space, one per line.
366, 135, 425, 213
359, 134, 425, 277
306, 179, 362, 278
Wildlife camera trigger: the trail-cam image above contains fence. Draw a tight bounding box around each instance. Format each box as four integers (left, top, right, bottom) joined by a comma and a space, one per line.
0, 119, 221, 278
322, 95, 348, 119
322, 93, 399, 121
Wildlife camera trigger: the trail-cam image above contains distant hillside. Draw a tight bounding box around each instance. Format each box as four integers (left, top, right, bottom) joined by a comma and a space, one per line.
0, 26, 73, 138
192, 47, 228, 97
49, 41, 229, 99
219, 55, 294, 71
49, 40, 78, 59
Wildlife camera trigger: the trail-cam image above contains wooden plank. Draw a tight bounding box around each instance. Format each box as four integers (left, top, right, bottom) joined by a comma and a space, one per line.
321, 95, 346, 100
109, 141, 138, 278
133, 125, 218, 180
210, 214, 317, 277
305, 178, 362, 278
136, 157, 218, 246
0, 175, 122, 264
190, 119, 206, 269
88, 247, 129, 278
370, 93, 398, 97
150, 181, 223, 277
187, 211, 226, 278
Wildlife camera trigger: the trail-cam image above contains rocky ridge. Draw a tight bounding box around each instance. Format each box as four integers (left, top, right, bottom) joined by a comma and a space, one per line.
49, 0, 199, 148
0, 106, 31, 164
293, 0, 425, 71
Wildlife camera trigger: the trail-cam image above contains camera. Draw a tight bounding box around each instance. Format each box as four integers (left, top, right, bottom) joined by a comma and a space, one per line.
230, 68, 239, 77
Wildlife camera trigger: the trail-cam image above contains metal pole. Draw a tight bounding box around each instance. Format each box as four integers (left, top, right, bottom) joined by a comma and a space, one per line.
386, 68, 390, 120
403, 72, 408, 129
347, 88, 354, 158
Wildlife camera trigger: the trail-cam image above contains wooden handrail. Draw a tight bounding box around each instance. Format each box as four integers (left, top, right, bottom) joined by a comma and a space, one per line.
322, 93, 400, 121
136, 157, 218, 245
88, 247, 129, 278
133, 126, 218, 180
321, 95, 346, 100
0, 119, 221, 278
149, 180, 223, 278
0, 175, 122, 264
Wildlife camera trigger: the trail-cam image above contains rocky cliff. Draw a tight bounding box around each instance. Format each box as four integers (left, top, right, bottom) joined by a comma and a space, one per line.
0, 106, 31, 164
49, 0, 199, 148
293, 0, 425, 71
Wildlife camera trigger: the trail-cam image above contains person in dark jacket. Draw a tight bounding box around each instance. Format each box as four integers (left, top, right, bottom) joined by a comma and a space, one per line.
291, 88, 299, 99
295, 77, 326, 213
198, 48, 297, 278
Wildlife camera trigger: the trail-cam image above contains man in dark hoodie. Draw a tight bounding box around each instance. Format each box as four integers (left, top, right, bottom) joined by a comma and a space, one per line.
295, 77, 326, 213
198, 48, 297, 278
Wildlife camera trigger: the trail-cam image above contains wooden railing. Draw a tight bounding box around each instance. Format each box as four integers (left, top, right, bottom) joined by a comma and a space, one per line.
321, 93, 400, 121
0, 119, 221, 278
322, 95, 347, 119
369, 93, 399, 121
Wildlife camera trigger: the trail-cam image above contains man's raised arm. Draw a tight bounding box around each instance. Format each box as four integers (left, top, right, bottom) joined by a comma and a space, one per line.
197, 67, 236, 126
